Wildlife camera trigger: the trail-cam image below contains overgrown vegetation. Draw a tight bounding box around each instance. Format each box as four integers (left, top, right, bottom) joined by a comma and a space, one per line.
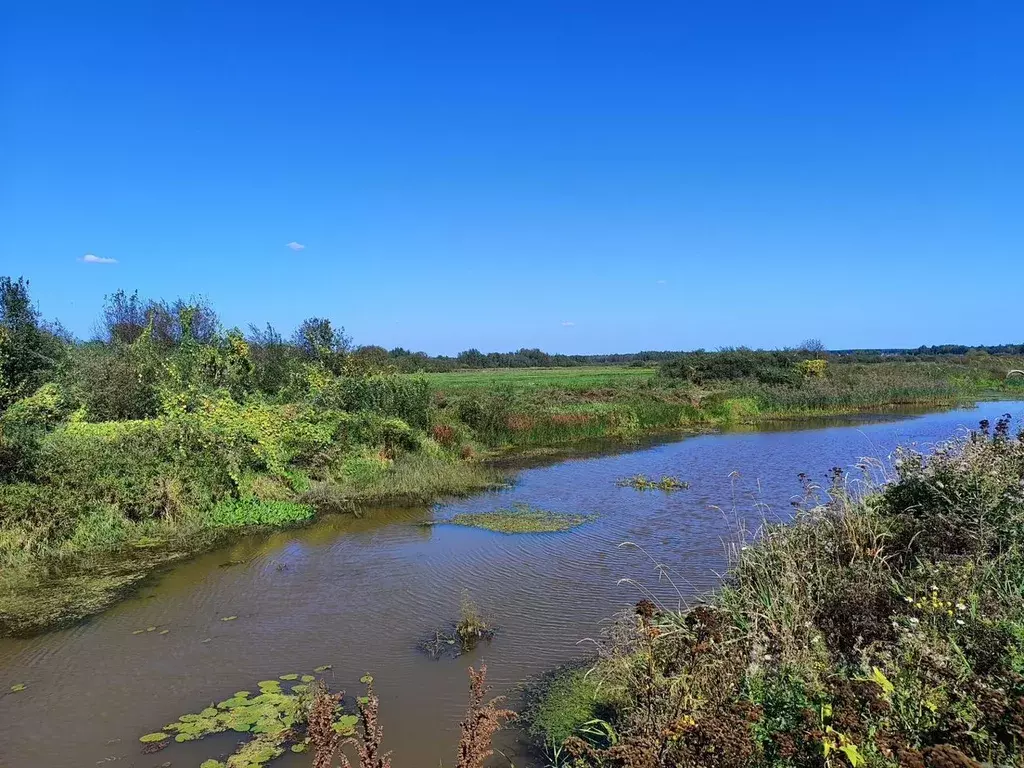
0, 278, 497, 635
2, 274, 1022, 635
426, 350, 1024, 452
531, 418, 1024, 767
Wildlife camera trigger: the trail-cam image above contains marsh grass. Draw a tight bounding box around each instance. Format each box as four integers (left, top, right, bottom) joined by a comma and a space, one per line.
531, 421, 1024, 767
443, 503, 592, 534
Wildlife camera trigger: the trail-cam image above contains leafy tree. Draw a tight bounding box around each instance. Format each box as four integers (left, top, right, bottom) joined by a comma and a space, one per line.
0, 277, 67, 410
294, 317, 350, 375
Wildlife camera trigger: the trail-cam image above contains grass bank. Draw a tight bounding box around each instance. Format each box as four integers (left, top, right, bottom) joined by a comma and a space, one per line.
427, 358, 1024, 452
530, 418, 1024, 767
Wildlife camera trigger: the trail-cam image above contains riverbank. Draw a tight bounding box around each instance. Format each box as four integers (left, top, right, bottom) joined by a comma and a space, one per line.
0, 450, 503, 637
529, 417, 1024, 767
0, 390, 1017, 639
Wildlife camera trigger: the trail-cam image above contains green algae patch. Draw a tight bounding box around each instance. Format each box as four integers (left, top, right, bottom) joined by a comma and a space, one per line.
442, 503, 592, 534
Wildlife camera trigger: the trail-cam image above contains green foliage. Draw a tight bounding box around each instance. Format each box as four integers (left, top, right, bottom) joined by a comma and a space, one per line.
309, 373, 430, 429
660, 348, 808, 386
0, 277, 67, 411
205, 500, 313, 529
529, 668, 613, 746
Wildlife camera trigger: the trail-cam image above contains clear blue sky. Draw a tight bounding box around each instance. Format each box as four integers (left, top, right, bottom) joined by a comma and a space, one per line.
2, 1, 1021, 354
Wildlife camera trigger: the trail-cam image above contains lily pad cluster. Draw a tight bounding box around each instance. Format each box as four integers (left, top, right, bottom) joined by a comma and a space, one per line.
138, 668, 348, 768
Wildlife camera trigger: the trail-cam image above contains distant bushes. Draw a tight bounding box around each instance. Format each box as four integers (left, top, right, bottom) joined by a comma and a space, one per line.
659, 348, 815, 386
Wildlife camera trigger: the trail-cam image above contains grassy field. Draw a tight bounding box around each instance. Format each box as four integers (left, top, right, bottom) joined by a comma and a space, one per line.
421, 365, 656, 391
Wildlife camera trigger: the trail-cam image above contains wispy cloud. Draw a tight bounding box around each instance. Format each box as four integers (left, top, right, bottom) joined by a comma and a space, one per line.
561, 320, 576, 327
80, 253, 117, 264
656, 279, 667, 284
286, 241, 305, 251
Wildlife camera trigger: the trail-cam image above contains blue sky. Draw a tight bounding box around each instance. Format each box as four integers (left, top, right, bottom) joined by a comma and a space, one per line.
1, 1, 1021, 354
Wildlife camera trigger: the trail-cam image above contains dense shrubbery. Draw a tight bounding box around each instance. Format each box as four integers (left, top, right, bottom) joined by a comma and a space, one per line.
0, 277, 496, 635
534, 422, 1024, 767
659, 348, 819, 386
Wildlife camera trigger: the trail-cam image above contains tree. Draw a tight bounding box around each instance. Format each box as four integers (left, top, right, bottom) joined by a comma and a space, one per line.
798, 338, 827, 358
0, 277, 67, 410
294, 317, 351, 375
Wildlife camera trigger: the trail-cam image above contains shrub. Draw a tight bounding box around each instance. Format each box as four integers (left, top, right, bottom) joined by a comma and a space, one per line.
311, 373, 430, 429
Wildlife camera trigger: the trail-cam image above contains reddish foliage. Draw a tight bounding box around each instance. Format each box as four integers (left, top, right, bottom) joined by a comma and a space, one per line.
505, 414, 536, 432
431, 424, 457, 446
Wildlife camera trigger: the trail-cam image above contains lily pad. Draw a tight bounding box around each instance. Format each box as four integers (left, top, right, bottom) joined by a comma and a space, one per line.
359, 674, 374, 685
291, 742, 308, 753
159, 629, 169, 635
140, 732, 169, 743
300, 674, 315, 683
313, 664, 332, 673
147, 626, 157, 632
132, 629, 145, 635
290, 684, 309, 694
9, 683, 27, 693
279, 673, 298, 681
220, 616, 238, 622
332, 714, 358, 736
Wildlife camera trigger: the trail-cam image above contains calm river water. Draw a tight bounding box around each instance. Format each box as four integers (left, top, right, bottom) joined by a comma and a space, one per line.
2, 401, 1023, 768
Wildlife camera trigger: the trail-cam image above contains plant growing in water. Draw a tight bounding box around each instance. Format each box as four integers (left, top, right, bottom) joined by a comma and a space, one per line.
456, 590, 489, 648
309, 667, 513, 768
616, 474, 689, 491
442, 502, 593, 534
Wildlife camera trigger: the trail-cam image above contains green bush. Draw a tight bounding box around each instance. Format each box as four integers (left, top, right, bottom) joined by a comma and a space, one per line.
310, 373, 430, 429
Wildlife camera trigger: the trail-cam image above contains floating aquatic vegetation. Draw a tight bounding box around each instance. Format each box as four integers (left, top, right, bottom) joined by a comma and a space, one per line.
159, 629, 169, 635
439, 503, 592, 534
616, 473, 689, 491
313, 664, 332, 673
220, 615, 238, 622
9, 683, 27, 693
140, 671, 356, 768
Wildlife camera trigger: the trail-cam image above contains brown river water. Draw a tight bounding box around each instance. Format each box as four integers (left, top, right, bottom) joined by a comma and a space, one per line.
2, 401, 1023, 768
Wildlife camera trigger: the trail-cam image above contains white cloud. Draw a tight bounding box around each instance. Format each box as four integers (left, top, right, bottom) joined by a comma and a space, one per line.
561, 321, 575, 327
286, 241, 305, 251
80, 253, 117, 264
656, 279, 667, 284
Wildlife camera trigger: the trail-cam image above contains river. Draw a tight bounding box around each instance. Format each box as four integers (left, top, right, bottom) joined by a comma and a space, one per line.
2, 401, 1022, 768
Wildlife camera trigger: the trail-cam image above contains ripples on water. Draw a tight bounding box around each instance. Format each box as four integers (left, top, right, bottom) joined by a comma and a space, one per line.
1, 402, 1022, 768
